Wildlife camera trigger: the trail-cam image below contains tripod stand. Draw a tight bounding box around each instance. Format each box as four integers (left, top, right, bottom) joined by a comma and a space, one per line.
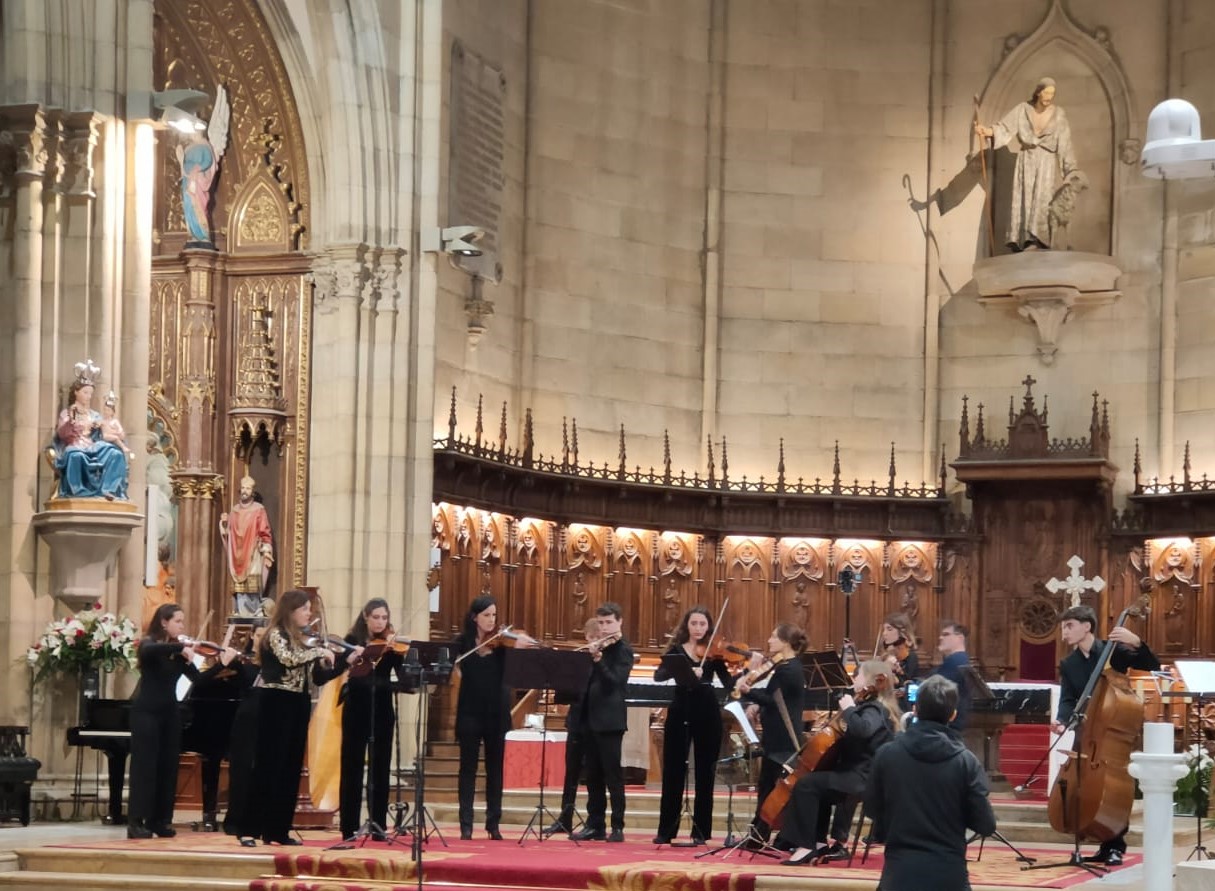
966, 828, 1036, 865
329, 643, 403, 850
697, 752, 778, 861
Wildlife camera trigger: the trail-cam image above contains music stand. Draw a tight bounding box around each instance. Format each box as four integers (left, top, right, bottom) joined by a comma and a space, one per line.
393, 641, 453, 891
1174, 661, 1215, 862
503, 648, 593, 845
801, 650, 852, 711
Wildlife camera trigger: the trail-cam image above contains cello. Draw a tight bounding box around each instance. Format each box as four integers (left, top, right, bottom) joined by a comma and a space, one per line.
1047, 600, 1149, 843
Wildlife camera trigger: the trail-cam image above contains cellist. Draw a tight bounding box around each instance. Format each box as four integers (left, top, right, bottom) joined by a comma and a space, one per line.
775, 660, 901, 865
1049, 605, 1159, 866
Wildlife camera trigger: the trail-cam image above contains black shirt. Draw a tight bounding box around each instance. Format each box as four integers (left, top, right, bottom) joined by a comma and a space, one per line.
1057, 638, 1160, 726
742, 657, 805, 762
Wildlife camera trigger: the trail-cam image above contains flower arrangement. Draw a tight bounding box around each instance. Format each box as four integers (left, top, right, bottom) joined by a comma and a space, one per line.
1175, 743, 1213, 816
25, 603, 140, 683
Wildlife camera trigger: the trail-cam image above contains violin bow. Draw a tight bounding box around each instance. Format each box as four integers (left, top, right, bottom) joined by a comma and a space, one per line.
193, 610, 214, 646
698, 597, 731, 670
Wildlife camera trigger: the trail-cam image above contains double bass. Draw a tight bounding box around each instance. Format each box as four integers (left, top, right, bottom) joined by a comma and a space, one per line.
1047, 601, 1148, 842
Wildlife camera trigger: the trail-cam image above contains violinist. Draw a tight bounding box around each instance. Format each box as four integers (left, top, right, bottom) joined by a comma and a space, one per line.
546, 617, 602, 837
570, 602, 634, 842
1051, 605, 1158, 867
451, 595, 535, 841
877, 612, 919, 692
775, 660, 900, 865
127, 604, 240, 839
338, 598, 405, 843
652, 606, 736, 846
242, 589, 360, 847
737, 622, 807, 844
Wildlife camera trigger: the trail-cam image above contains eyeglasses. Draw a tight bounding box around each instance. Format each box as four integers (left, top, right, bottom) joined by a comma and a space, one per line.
939, 630, 960, 637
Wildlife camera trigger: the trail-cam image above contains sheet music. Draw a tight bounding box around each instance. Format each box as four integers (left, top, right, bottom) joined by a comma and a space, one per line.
723, 699, 760, 745
1175, 660, 1215, 695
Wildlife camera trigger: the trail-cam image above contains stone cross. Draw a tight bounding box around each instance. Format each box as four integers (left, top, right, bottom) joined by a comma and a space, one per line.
1045, 554, 1106, 607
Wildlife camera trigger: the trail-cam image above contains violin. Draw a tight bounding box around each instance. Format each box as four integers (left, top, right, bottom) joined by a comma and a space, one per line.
691, 639, 754, 670
453, 624, 547, 665
304, 633, 362, 657
176, 635, 251, 664
730, 653, 782, 699
576, 630, 622, 655
348, 634, 412, 679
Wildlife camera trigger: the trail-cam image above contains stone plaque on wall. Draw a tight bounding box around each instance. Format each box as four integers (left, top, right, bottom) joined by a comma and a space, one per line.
449, 41, 505, 283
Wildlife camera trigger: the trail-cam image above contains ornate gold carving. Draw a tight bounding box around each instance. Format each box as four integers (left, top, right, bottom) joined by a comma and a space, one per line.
292, 271, 311, 587
238, 186, 283, 244
169, 472, 224, 500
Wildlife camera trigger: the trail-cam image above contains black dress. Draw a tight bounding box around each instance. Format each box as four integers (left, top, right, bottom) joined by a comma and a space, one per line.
742, 657, 806, 837
654, 646, 734, 842
129, 640, 199, 830
453, 637, 511, 835
338, 637, 402, 839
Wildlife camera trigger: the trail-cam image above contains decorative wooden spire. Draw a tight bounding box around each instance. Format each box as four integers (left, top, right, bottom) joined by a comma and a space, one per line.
522, 408, 534, 467
617, 424, 627, 479
832, 441, 841, 493
1184, 441, 1192, 487
498, 401, 508, 458
777, 438, 786, 492
938, 443, 947, 492
720, 436, 729, 487
663, 430, 672, 484
571, 419, 579, 468
1088, 391, 1100, 456
887, 442, 897, 495
474, 393, 484, 450
447, 386, 458, 445
561, 417, 570, 470
975, 403, 986, 444
706, 435, 716, 486
1133, 438, 1141, 491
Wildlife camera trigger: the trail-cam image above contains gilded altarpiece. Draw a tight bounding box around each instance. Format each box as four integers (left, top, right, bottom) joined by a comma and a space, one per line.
148, 0, 311, 631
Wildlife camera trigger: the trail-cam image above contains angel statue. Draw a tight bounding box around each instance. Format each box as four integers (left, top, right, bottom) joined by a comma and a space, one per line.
177, 84, 231, 248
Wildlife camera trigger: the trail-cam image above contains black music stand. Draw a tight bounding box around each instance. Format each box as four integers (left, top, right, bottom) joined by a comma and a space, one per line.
660, 652, 706, 846
801, 650, 852, 711
393, 641, 453, 891
503, 648, 593, 845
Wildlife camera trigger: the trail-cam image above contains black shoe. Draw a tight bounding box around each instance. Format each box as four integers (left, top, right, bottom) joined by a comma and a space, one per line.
607, 829, 624, 843
126, 824, 153, 840
200, 813, 219, 832
370, 830, 388, 842
238, 837, 257, 848
1106, 850, 1123, 867
150, 824, 177, 838
1082, 845, 1122, 864
543, 819, 571, 837
652, 834, 672, 845
486, 828, 504, 841
460, 828, 473, 840
266, 837, 302, 846
816, 841, 849, 863
571, 826, 607, 841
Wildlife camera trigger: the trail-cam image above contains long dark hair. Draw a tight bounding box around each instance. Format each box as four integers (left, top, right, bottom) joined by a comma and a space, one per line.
672, 606, 714, 647
882, 612, 916, 651
457, 594, 497, 650
773, 621, 807, 654
348, 598, 390, 644
144, 603, 182, 642
263, 588, 312, 653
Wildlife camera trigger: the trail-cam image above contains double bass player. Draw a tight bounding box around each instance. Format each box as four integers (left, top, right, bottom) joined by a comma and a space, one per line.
1050, 605, 1159, 866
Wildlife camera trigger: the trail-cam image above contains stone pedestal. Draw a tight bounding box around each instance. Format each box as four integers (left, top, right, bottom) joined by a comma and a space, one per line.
973, 251, 1122, 364
1128, 722, 1189, 891
31, 501, 143, 611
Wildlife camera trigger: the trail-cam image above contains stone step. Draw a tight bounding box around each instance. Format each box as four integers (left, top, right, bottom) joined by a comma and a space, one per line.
0, 872, 249, 891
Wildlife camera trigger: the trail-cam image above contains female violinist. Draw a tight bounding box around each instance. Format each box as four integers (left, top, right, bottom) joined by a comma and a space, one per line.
337, 598, 405, 843
737, 622, 807, 844
775, 660, 901, 865
451, 595, 535, 840
652, 606, 736, 845
1050, 604, 1159, 866
877, 612, 919, 692
243, 589, 359, 846
127, 604, 240, 839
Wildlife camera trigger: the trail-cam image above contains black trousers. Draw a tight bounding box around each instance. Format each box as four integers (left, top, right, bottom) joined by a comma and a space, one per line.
557, 728, 586, 821
457, 720, 506, 832
252, 688, 311, 843
779, 771, 850, 848
339, 689, 395, 838
128, 704, 182, 828
657, 703, 721, 840
223, 690, 261, 838
583, 730, 625, 832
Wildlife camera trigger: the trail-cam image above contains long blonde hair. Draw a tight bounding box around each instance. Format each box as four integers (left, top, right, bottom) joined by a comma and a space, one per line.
857, 659, 903, 733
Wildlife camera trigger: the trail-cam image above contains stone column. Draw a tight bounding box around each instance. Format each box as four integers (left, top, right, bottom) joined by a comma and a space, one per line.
0, 105, 50, 723
172, 249, 224, 632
